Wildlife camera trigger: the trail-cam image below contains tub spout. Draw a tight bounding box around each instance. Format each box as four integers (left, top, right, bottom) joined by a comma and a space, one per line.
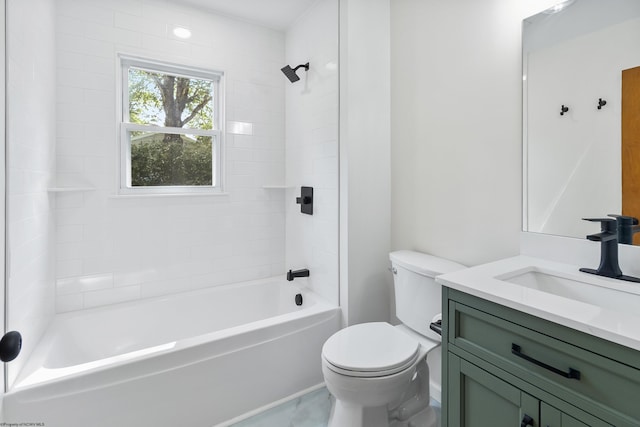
287, 269, 309, 281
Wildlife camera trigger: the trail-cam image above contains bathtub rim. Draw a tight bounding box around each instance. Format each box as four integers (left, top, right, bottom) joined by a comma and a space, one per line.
54, 274, 319, 320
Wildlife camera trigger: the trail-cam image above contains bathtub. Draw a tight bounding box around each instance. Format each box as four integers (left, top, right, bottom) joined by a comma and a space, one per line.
3, 277, 341, 427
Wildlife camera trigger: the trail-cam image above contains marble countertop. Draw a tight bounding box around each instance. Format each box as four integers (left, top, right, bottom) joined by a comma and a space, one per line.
436, 255, 640, 352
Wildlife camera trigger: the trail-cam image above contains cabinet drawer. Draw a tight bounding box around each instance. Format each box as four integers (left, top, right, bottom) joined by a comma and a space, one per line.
449, 301, 640, 422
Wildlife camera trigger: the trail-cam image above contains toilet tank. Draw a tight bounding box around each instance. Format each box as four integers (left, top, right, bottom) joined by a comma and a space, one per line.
389, 250, 466, 339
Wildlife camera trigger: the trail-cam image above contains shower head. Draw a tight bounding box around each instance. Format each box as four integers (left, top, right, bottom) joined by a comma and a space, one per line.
281, 62, 310, 83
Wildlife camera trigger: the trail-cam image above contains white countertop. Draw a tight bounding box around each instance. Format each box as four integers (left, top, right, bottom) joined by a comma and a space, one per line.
436, 255, 640, 352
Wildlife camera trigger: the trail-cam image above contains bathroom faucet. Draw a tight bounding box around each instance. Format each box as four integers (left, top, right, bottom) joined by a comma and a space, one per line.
608, 214, 640, 245
579, 217, 640, 283
287, 269, 310, 281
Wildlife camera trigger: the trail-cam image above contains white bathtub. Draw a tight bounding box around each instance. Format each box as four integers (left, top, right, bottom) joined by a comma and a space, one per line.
3, 277, 341, 427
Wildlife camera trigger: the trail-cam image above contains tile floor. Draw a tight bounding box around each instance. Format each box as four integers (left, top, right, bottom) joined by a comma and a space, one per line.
231, 387, 332, 427
230, 387, 441, 427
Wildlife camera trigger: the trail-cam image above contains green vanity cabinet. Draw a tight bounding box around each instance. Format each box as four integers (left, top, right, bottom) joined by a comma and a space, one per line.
442, 287, 640, 427
542, 403, 595, 427
447, 352, 539, 427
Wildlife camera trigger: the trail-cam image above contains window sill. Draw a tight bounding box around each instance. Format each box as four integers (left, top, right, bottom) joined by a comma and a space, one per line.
109, 192, 229, 199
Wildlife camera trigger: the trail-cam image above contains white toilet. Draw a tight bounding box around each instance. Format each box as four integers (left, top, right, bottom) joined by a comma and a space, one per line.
321, 250, 466, 427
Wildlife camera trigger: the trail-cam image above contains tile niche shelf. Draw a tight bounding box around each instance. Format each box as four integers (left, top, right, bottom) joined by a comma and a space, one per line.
47, 187, 95, 193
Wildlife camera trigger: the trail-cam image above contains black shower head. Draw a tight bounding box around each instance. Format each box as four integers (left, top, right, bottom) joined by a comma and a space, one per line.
281, 62, 310, 83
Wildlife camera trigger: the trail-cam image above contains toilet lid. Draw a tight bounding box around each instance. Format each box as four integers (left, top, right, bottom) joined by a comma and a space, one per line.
322, 322, 419, 377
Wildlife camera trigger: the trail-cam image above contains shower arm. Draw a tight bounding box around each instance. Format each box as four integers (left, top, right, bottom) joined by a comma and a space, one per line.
293, 63, 310, 72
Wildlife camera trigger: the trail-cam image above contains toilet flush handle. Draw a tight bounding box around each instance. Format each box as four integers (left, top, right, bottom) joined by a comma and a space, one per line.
388, 267, 397, 275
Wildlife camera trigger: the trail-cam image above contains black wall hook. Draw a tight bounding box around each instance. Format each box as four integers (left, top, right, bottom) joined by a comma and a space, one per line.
597, 98, 607, 110
560, 105, 569, 116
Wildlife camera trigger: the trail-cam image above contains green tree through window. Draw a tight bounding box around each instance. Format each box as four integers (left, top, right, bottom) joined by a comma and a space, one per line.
122, 59, 221, 191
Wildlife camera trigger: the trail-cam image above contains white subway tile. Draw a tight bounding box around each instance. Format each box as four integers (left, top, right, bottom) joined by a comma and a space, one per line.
56, 16, 85, 37
57, 155, 84, 174
227, 121, 254, 135
77, 273, 114, 292
83, 285, 140, 309
109, 0, 143, 17
83, 56, 116, 76
56, 241, 84, 262
114, 28, 143, 47
58, 2, 114, 26
57, 224, 84, 243
56, 277, 82, 295
114, 11, 138, 30
57, 51, 85, 71
57, 258, 84, 279
56, 293, 84, 313
55, 192, 84, 209
86, 23, 115, 43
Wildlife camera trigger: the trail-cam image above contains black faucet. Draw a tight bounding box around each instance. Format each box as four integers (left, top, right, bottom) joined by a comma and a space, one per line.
579, 217, 640, 283
608, 214, 640, 245
287, 269, 310, 281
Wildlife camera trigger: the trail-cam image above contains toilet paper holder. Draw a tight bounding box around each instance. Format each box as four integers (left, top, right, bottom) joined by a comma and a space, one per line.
429, 314, 442, 336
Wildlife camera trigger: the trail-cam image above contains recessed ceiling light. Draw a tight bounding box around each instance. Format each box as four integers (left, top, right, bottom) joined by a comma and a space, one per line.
543, 0, 575, 14
173, 26, 192, 39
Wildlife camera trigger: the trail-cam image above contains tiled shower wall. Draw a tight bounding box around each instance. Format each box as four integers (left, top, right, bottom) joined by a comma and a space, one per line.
6, 0, 57, 386
285, 0, 339, 306
54, 0, 287, 311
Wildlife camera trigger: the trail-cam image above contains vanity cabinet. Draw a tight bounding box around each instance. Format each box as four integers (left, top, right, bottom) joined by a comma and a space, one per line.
447, 352, 602, 427
442, 288, 640, 427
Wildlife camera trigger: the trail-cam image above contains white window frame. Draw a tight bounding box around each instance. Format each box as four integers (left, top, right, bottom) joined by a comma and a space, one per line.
118, 55, 225, 195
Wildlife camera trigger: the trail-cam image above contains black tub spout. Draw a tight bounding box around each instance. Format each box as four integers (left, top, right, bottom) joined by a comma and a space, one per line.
287, 269, 310, 281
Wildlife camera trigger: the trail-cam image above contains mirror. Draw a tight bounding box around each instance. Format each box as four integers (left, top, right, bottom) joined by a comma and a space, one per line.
523, 0, 640, 243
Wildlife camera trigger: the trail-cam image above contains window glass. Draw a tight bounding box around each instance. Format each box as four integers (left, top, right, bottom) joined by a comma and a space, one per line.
129, 131, 214, 186
120, 57, 222, 194
128, 67, 215, 130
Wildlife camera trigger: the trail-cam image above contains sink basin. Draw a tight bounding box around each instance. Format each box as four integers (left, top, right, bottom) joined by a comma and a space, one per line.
498, 269, 640, 313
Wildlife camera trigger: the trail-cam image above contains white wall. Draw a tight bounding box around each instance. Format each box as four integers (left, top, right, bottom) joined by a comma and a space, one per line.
526, 17, 640, 238
285, 0, 339, 306
0, 0, 5, 398
390, 0, 557, 269
340, 0, 391, 325
6, 0, 57, 387
54, 0, 287, 311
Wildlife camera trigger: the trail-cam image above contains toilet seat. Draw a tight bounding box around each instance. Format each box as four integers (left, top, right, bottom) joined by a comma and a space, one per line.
322, 322, 420, 378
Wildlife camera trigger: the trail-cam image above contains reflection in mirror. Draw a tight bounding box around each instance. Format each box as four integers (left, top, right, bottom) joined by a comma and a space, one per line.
523, 0, 640, 243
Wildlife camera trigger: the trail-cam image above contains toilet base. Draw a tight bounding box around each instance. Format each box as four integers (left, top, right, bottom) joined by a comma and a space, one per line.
327, 400, 389, 427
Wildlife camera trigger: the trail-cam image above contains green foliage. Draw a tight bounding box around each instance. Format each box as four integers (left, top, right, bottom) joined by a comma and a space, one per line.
131, 136, 213, 186
127, 66, 216, 187
128, 68, 214, 130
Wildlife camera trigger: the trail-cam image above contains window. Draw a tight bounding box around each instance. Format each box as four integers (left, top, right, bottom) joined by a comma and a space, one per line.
119, 56, 223, 194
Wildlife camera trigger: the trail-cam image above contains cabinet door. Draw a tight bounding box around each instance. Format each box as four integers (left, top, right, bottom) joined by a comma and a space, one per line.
541, 402, 612, 427
448, 353, 539, 427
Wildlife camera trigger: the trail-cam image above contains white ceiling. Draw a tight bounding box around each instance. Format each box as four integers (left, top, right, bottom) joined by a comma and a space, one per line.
172, 0, 319, 31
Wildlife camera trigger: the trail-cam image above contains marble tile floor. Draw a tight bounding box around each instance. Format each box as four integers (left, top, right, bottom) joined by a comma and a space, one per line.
230, 387, 441, 427
231, 387, 332, 427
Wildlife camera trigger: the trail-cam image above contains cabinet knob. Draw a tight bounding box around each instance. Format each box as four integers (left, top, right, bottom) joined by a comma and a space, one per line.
521, 414, 534, 427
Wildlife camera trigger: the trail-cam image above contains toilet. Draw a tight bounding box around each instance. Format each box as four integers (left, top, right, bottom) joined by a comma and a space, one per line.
321, 250, 466, 427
